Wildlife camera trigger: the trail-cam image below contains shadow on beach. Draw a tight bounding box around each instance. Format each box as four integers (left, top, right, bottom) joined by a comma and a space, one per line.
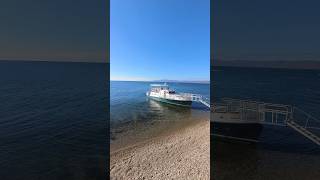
211, 136, 320, 180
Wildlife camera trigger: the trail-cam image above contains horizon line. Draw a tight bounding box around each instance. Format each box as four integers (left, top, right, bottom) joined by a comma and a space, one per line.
0, 59, 108, 63
110, 79, 210, 84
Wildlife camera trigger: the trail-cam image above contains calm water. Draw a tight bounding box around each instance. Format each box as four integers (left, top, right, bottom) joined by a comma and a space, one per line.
211, 66, 320, 180
110, 81, 210, 150
0, 61, 108, 180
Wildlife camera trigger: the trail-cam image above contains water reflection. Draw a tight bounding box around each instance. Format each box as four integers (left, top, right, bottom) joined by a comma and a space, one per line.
111, 97, 207, 152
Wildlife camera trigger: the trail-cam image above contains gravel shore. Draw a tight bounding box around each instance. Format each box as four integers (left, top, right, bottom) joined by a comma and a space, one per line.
110, 120, 210, 180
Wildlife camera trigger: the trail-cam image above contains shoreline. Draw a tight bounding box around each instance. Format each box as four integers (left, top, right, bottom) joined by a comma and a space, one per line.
110, 119, 210, 180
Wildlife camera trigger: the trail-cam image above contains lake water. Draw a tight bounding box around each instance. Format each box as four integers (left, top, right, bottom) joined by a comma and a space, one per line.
0, 61, 108, 180
211, 66, 320, 180
2, 61, 319, 179
110, 81, 210, 151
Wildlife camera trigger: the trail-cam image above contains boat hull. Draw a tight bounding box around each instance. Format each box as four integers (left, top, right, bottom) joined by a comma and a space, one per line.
148, 96, 192, 107
211, 121, 262, 143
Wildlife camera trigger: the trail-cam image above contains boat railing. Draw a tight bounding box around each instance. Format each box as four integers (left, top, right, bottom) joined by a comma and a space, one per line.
165, 93, 191, 100
179, 93, 194, 97
215, 98, 292, 124
212, 98, 320, 145
177, 93, 210, 108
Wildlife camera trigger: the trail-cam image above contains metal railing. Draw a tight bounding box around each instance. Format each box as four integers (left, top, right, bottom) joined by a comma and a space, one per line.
213, 98, 292, 125
212, 98, 320, 145
189, 94, 210, 108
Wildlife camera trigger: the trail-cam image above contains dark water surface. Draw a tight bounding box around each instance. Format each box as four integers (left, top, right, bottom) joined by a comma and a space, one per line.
110, 81, 210, 151
211, 66, 320, 180
0, 61, 108, 180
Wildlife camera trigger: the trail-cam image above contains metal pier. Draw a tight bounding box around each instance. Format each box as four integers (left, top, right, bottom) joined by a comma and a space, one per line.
212, 98, 320, 146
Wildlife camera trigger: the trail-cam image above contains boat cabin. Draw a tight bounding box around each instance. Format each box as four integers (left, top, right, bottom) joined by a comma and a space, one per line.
150, 84, 175, 94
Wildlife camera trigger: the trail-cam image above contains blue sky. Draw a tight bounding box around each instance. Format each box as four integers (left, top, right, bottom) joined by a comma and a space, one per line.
110, 0, 210, 81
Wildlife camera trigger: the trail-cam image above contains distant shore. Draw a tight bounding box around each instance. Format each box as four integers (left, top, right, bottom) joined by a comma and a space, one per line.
212, 60, 320, 70
110, 119, 210, 180
110, 80, 210, 84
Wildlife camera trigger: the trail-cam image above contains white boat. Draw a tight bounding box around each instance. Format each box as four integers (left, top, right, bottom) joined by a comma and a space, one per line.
211, 98, 320, 146
146, 83, 193, 107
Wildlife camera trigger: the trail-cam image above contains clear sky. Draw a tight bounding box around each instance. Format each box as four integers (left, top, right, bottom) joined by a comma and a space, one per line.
110, 0, 210, 81
0, 0, 107, 62
213, 0, 320, 62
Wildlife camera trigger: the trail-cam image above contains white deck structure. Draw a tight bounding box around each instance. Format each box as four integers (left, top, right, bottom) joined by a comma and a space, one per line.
212, 98, 320, 146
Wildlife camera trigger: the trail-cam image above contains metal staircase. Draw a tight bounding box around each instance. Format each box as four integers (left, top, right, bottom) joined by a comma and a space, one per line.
287, 120, 320, 145
189, 94, 210, 108
287, 107, 320, 145
199, 99, 210, 108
